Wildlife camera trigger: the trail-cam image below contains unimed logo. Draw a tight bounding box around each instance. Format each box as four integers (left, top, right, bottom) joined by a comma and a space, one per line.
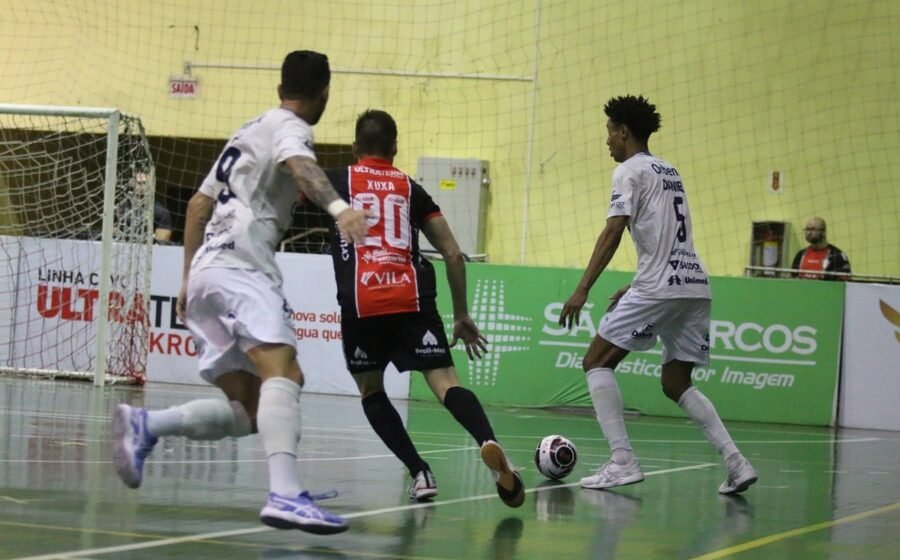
446, 279, 531, 386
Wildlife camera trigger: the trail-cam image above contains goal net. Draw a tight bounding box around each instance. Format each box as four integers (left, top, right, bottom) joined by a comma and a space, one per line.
0, 105, 154, 385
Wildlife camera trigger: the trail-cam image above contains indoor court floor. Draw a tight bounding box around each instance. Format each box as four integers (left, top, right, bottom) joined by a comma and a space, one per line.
1, 377, 898, 560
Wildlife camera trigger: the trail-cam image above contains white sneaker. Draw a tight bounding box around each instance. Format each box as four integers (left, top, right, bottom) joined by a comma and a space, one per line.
260, 491, 348, 535
409, 469, 438, 501
719, 455, 758, 495
112, 404, 158, 489
579, 458, 645, 490
480, 440, 526, 508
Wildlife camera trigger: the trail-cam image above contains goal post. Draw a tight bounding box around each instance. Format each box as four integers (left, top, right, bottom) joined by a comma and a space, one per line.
0, 104, 154, 385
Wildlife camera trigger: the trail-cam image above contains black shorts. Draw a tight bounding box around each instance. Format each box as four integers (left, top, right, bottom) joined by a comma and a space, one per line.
341, 310, 455, 374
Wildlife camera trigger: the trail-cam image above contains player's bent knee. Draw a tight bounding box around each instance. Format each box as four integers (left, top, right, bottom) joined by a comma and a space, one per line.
661, 378, 690, 402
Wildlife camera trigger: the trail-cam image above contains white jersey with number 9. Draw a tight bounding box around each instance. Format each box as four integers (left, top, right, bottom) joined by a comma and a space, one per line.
191, 108, 317, 284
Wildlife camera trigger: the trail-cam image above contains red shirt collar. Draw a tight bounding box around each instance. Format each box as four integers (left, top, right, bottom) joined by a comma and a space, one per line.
356, 157, 392, 167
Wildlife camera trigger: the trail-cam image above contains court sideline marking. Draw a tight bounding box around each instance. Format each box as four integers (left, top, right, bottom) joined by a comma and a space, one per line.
11, 462, 716, 560
688, 501, 900, 560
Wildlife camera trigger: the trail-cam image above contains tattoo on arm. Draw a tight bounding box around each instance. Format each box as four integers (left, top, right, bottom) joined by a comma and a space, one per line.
288, 157, 340, 210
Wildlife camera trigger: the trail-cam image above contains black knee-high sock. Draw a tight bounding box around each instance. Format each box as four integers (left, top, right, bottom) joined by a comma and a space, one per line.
443, 386, 496, 445
362, 391, 429, 477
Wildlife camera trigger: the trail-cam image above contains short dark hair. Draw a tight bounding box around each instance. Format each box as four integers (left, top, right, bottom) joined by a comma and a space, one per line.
355, 109, 397, 157
604, 95, 662, 142
281, 50, 330, 99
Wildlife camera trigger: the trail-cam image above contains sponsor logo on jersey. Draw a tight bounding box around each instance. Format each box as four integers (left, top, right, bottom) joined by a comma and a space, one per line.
353, 165, 405, 178
667, 275, 682, 286
609, 191, 625, 208
340, 237, 350, 262
353, 346, 368, 359
669, 259, 704, 273
202, 240, 236, 253
361, 250, 408, 265
360, 271, 413, 287
651, 163, 679, 176
631, 322, 655, 339
670, 248, 697, 258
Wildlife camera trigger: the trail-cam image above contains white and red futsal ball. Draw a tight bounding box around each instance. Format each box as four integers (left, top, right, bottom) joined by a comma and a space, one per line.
534, 435, 578, 480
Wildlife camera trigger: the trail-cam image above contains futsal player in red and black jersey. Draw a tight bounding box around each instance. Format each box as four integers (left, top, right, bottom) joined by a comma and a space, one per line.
324, 109, 525, 508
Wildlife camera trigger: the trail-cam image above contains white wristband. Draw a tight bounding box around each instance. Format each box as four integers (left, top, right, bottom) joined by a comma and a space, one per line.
326, 199, 350, 218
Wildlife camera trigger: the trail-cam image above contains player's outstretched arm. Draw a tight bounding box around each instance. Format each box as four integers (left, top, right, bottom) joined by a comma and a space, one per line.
283, 155, 368, 244
423, 216, 488, 360
559, 216, 629, 329
178, 191, 215, 320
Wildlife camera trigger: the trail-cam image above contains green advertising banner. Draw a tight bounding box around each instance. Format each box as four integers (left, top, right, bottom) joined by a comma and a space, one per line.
411, 263, 844, 426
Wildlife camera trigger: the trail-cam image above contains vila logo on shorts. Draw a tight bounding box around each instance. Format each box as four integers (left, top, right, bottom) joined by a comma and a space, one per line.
354, 347, 368, 359
631, 323, 655, 339
422, 330, 438, 346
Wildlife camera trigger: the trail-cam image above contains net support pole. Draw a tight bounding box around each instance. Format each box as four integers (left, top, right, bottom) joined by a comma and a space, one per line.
93, 110, 120, 386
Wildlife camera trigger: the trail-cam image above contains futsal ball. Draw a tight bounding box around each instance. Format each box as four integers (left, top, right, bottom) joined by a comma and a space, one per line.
534, 435, 578, 480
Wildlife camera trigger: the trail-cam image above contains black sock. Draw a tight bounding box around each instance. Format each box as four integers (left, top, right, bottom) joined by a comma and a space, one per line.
362, 391, 429, 477
443, 386, 496, 445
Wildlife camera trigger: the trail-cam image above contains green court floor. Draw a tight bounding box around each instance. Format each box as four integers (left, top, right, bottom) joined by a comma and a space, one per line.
1, 377, 898, 559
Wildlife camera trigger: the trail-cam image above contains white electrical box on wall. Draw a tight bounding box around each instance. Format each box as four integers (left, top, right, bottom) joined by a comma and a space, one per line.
415, 157, 489, 259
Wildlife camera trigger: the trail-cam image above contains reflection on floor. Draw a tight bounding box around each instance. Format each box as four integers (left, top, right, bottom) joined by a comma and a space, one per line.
1, 378, 898, 559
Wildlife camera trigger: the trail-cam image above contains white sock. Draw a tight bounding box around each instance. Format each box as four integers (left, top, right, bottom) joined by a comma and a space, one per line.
258, 377, 303, 496
678, 386, 739, 460
586, 368, 634, 464
146, 399, 252, 440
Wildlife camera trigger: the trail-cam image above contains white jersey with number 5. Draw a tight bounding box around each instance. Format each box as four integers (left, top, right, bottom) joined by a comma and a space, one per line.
191, 108, 316, 284
607, 152, 711, 300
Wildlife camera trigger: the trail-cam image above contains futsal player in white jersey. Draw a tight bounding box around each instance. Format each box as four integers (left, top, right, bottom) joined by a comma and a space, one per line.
111, 50, 368, 534
559, 95, 757, 494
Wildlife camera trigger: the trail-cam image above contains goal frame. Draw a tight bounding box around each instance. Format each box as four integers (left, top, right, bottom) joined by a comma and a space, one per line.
0, 103, 152, 386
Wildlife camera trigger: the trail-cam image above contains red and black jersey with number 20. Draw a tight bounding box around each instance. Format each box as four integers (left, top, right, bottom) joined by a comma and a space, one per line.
325, 157, 442, 318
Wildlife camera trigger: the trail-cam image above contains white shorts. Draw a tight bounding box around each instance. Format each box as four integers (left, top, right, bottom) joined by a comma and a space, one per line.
598, 292, 711, 365
185, 267, 297, 383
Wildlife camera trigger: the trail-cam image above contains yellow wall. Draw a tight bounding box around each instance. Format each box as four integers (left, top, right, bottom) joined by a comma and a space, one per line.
1, 0, 897, 276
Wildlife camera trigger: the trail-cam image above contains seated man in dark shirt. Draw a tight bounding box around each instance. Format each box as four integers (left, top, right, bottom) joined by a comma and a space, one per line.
792, 217, 850, 280
116, 170, 173, 243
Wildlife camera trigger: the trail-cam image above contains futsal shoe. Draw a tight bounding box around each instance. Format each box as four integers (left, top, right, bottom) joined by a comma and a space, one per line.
112, 404, 158, 489
579, 458, 645, 490
480, 440, 526, 508
260, 491, 349, 534
719, 454, 758, 495
409, 469, 438, 502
